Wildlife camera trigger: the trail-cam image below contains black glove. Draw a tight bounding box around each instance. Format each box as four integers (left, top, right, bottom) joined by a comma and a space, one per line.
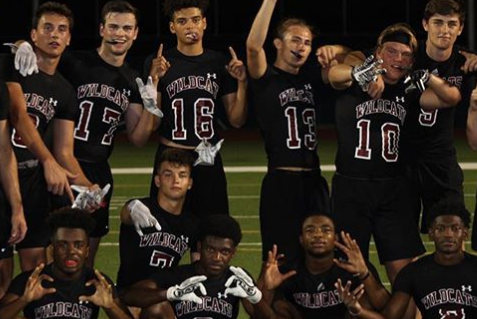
404, 69, 430, 94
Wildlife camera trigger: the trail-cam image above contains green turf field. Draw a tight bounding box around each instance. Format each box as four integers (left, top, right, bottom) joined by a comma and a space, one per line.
13, 130, 477, 318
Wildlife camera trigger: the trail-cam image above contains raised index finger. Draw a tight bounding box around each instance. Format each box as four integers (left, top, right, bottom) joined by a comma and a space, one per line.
228, 46, 238, 60
157, 44, 164, 58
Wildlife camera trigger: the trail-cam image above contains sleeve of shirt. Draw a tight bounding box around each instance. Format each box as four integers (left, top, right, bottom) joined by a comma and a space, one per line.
390, 264, 413, 294
218, 52, 238, 97
0, 81, 10, 120
7, 271, 33, 296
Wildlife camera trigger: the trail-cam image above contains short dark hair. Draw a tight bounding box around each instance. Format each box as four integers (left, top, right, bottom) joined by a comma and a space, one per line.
101, 0, 139, 26
163, 0, 209, 21
423, 0, 466, 24
199, 214, 242, 246
47, 207, 96, 241
427, 197, 471, 229
32, 2, 74, 31
155, 148, 195, 174
274, 18, 315, 40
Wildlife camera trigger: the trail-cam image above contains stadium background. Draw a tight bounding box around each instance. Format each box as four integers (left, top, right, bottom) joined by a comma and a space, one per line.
0, 1, 477, 318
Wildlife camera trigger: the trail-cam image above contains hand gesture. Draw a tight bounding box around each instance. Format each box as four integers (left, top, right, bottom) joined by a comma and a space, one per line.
262, 245, 296, 290
166, 275, 207, 305
404, 69, 430, 94
8, 208, 27, 245
226, 47, 247, 83
79, 270, 114, 308
316, 45, 340, 68
335, 279, 364, 316
136, 76, 163, 118
149, 44, 170, 81
43, 159, 77, 203
4, 42, 38, 77
128, 199, 161, 236
459, 51, 477, 74
333, 232, 368, 279
470, 84, 477, 111
351, 55, 386, 92
23, 264, 56, 303
71, 184, 110, 212
224, 266, 262, 304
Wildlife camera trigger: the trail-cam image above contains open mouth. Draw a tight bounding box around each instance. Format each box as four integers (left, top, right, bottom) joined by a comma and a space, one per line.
393, 65, 411, 71
65, 259, 79, 267
186, 33, 198, 41
290, 50, 303, 60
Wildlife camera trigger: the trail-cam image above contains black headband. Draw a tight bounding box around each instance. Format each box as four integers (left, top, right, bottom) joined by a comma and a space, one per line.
381, 31, 412, 46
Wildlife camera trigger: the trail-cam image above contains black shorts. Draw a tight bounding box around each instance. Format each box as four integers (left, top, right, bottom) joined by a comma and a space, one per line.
17, 164, 51, 250
79, 160, 113, 238
406, 159, 464, 233
149, 144, 229, 218
331, 173, 425, 264
0, 188, 13, 259
259, 169, 330, 264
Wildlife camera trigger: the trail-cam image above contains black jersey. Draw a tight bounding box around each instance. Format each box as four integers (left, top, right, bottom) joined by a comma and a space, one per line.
117, 197, 198, 289
4, 57, 78, 163
0, 80, 9, 120
7, 264, 117, 319
150, 263, 242, 319
402, 42, 476, 162
278, 262, 361, 319
144, 48, 237, 147
393, 253, 477, 318
58, 50, 142, 162
334, 81, 415, 178
250, 65, 325, 169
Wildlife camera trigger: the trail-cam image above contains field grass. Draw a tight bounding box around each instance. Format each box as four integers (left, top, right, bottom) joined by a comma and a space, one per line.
11, 129, 477, 318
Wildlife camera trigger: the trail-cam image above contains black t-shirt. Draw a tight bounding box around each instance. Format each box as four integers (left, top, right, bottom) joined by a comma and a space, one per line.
143, 47, 237, 147
0, 80, 9, 120
3, 56, 78, 163
117, 197, 198, 289
401, 41, 477, 162
250, 65, 326, 169
150, 263, 242, 319
334, 80, 417, 178
7, 264, 117, 319
393, 253, 477, 318
59, 50, 142, 162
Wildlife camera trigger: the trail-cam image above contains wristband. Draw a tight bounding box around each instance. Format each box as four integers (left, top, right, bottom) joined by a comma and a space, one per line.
359, 271, 370, 281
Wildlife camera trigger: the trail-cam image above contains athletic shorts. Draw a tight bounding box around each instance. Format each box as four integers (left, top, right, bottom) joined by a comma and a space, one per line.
406, 159, 464, 233
149, 144, 229, 218
260, 169, 330, 265
78, 160, 113, 238
17, 164, 50, 250
331, 173, 425, 264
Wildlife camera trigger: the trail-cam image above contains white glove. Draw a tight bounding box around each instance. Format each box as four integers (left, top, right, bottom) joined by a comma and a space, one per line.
127, 199, 161, 236
351, 55, 386, 92
194, 139, 224, 166
71, 184, 111, 210
166, 275, 207, 305
136, 76, 163, 118
4, 42, 38, 77
224, 266, 262, 304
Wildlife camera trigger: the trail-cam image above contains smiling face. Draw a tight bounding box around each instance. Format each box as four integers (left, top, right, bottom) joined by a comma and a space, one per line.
274, 24, 313, 71
300, 215, 336, 258
31, 13, 71, 59
376, 41, 414, 84
100, 12, 138, 57
169, 7, 206, 46
52, 228, 89, 279
423, 14, 463, 52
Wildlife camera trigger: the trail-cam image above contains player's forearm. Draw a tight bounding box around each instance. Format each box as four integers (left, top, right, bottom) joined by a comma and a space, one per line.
103, 300, 133, 319
362, 275, 391, 311
425, 75, 461, 109
227, 82, 248, 128
0, 297, 29, 319
328, 64, 353, 90
467, 105, 477, 150
121, 286, 167, 307
120, 202, 133, 225
0, 124, 22, 212
128, 111, 155, 147
246, 0, 277, 52
54, 151, 91, 186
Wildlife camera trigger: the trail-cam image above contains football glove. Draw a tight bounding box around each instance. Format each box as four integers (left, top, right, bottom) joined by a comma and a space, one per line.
194, 139, 224, 166
404, 69, 430, 94
224, 266, 262, 304
351, 55, 386, 92
4, 42, 38, 77
128, 199, 161, 236
71, 184, 110, 211
166, 275, 207, 305
136, 76, 163, 118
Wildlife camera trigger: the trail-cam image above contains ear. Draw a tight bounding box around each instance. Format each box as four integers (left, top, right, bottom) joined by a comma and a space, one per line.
132, 27, 139, 41
197, 241, 202, 252
273, 38, 282, 50
299, 234, 303, 246
463, 227, 469, 240
154, 174, 161, 188
169, 21, 176, 34
99, 23, 105, 37
66, 33, 71, 46
187, 178, 193, 190
31, 29, 37, 44
457, 24, 463, 36
428, 229, 434, 241
422, 19, 429, 32
203, 17, 207, 30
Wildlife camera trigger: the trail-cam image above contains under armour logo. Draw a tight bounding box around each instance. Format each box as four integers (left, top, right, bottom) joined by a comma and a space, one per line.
316, 283, 325, 291
180, 235, 189, 243
462, 285, 472, 292
49, 98, 58, 107
304, 84, 312, 90
78, 300, 90, 305
396, 96, 405, 103
218, 292, 228, 299
207, 73, 217, 79
122, 89, 131, 96
431, 68, 439, 76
